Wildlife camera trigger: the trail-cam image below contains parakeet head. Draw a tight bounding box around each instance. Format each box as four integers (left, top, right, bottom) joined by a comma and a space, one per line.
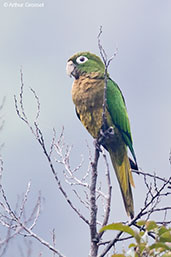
66, 52, 105, 79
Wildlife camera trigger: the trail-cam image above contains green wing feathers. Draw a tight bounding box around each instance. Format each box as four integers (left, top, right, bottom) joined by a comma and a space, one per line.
107, 79, 137, 166
106, 78, 136, 218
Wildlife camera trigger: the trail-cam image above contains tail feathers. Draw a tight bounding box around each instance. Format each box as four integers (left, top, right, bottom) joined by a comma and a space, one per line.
109, 149, 134, 218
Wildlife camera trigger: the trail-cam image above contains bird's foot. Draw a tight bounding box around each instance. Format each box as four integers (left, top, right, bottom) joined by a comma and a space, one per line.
105, 126, 115, 138
99, 126, 115, 143
95, 127, 115, 150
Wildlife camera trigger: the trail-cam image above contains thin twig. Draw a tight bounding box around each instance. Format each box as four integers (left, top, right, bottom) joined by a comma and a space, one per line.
19, 181, 31, 219
132, 169, 171, 185
97, 26, 117, 132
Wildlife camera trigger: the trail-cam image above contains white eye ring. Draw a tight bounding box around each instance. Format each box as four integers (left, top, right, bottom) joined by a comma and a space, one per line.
76, 56, 88, 64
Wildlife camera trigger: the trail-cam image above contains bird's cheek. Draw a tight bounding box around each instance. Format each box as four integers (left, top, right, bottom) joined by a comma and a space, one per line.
66, 61, 75, 77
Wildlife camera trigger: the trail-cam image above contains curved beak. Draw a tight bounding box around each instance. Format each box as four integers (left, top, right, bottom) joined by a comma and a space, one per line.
66, 60, 76, 77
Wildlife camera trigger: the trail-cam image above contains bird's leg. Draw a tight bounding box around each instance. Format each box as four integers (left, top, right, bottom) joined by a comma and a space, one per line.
95, 126, 115, 150
104, 126, 115, 138
100, 126, 115, 144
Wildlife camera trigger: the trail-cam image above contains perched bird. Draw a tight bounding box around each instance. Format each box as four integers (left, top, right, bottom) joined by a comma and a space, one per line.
66, 52, 138, 218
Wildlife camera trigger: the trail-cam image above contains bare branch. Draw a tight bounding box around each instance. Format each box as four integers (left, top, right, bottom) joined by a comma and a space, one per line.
14, 70, 89, 226
0, 180, 65, 257
35, 125, 89, 225
16, 223, 65, 257
89, 147, 100, 257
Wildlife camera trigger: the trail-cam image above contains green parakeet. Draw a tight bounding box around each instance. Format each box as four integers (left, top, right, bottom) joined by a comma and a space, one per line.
66, 52, 138, 218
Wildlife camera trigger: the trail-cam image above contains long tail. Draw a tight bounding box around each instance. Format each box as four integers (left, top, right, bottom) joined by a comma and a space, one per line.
109, 148, 135, 218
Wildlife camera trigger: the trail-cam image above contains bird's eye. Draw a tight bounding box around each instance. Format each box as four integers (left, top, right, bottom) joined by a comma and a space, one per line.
76, 56, 88, 64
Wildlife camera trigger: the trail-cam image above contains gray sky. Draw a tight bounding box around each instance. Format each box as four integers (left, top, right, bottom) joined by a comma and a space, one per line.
0, 0, 171, 256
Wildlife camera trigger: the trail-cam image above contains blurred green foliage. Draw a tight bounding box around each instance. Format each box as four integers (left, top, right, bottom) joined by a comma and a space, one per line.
100, 220, 171, 256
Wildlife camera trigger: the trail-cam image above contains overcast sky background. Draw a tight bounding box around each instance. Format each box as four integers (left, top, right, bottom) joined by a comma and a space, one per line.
0, 0, 171, 256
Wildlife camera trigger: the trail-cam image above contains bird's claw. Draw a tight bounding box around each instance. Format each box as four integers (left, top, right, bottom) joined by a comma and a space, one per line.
94, 139, 102, 152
